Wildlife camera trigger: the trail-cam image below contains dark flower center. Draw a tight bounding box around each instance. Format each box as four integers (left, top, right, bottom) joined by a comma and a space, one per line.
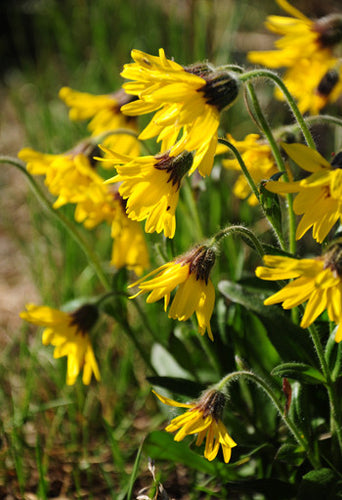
154, 151, 193, 189
69, 304, 99, 335
314, 14, 342, 48
181, 245, 216, 284
330, 151, 342, 170
196, 389, 226, 421
185, 63, 240, 111
323, 242, 342, 277
317, 69, 339, 97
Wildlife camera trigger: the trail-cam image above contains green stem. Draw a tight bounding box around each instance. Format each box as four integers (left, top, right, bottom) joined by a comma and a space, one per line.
0, 156, 111, 290
239, 69, 316, 150
307, 323, 342, 453
183, 177, 204, 240
288, 114, 342, 131
218, 138, 286, 250
245, 83, 296, 255
96, 290, 159, 343
218, 138, 260, 203
217, 370, 320, 468
210, 224, 265, 259
198, 332, 221, 375
122, 319, 157, 375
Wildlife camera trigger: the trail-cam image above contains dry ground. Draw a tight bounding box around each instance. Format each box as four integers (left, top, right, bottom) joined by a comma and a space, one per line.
0, 87, 40, 343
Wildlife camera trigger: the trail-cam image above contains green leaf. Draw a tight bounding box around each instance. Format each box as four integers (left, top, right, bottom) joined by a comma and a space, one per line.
144, 431, 233, 478
288, 382, 311, 442
151, 343, 192, 378
271, 362, 326, 384
298, 468, 341, 500
126, 440, 143, 500
147, 376, 206, 399
218, 280, 315, 364
275, 443, 305, 466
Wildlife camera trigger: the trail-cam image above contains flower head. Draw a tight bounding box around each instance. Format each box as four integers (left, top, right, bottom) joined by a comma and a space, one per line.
18, 141, 103, 209
59, 87, 140, 156
102, 146, 194, 238
121, 49, 240, 176
153, 389, 236, 463
221, 133, 278, 205
248, 0, 342, 113
256, 246, 342, 342
265, 142, 342, 243
20, 304, 101, 384
18, 145, 150, 274
129, 245, 216, 339
110, 193, 150, 275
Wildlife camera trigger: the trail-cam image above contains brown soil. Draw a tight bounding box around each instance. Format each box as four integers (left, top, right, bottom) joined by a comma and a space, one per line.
0, 87, 40, 340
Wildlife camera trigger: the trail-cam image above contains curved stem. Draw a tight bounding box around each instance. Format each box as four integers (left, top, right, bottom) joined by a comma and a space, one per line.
218, 138, 260, 202
0, 156, 111, 290
121, 319, 157, 375
307, 323, 342, 453
239, 69, 316, 150
96, 290, 159, 342
245, 83, 296, 255
210, 224, 265, 259
218, 138, 286, 250
287, 114, 342, 131
217, 370, 320, 468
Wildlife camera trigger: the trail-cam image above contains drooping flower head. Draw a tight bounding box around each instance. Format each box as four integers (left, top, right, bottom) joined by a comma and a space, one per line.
129, 245, 216, 339
59, 87, 140, 156
20, 303, 101, 385
265, 142, 342, 243
110, 192, 150, 275
18, 144, 150, 274
101, 146, 194, 238
256, 243, 342, 342
220, 133, 278, 206
121, 49, 240, 176
248, 0, 342, 113
153, 389, 236, 463
18, 140, 104, 209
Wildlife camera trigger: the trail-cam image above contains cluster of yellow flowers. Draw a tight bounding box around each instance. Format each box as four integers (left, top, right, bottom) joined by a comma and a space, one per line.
19, 0, 342, 465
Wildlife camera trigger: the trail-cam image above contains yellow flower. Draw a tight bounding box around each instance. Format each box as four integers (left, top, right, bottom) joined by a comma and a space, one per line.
266, 142, 342, 243
121, 49, 240, 176
153, 389, 236, 463
20, 304, 101, 385
18, 145, 150, 274
129, 245, 216, 339
248, 0, 342, 113
18, 142, 104, 209
255, 247, 342, 342
102, 146, 194, 238
221, 133, 278, 206
110, 194, 150, 275
59, 87, 140, 156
